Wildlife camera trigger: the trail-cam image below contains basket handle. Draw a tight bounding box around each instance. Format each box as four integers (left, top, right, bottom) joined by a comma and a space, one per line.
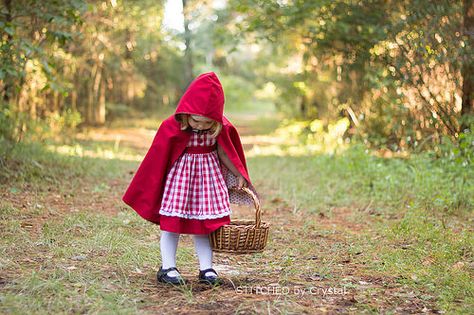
229, 187, 261, 228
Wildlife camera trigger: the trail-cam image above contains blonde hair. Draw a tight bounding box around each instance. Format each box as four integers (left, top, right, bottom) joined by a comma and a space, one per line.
176, 114, 222, 138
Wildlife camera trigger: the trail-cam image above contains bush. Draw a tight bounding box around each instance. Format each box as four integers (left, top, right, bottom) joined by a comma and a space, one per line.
0, 104, 15, 142
105, 103, 135, 121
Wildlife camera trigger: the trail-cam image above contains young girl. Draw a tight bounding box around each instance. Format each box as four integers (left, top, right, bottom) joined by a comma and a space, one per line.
123, 72, 258, 286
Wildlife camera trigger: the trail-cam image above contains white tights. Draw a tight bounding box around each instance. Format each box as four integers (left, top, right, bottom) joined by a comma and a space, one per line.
160, 231, 216, 277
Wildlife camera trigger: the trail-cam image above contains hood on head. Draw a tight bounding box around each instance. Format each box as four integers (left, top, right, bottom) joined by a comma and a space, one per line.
174, 72, 225, 124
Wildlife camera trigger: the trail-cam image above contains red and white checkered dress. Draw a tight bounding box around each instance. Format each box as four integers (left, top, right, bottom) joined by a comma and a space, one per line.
159, 131, 231, 234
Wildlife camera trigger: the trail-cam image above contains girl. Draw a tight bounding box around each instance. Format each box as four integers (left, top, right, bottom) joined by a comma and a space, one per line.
123, 72, 258, 286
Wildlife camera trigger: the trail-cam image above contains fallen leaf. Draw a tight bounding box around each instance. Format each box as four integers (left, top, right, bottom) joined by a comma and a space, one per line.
71, 255, 87, 261
452, 261, 465, 270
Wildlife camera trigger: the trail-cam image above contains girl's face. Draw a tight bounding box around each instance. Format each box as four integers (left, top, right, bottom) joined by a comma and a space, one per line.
188, 115, 214, 130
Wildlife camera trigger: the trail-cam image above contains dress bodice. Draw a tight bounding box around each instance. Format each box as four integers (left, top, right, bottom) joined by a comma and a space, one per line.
187, 131, 216, 147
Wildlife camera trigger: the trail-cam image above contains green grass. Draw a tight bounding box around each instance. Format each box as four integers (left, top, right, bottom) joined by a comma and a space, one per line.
0, 139, 151, 313
248, 145, 473, 313
376, 208, 473, 313
0, 208, 154, 313
0, 137, 138, 188
249, 145, 473, 217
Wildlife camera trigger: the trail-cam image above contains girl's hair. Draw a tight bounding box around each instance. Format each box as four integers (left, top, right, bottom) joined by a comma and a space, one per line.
175, 114, 222, 138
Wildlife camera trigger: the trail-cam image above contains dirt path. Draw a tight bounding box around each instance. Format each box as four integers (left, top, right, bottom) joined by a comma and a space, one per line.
1, 122, 441, 314
79, 124, 439, 313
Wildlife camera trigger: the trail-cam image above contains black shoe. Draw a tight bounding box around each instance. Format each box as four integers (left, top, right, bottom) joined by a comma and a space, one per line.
157, 266, 186, 285
198, 268, 223, 286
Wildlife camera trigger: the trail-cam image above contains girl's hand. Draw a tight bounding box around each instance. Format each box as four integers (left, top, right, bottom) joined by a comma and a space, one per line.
237, 175, 248, 189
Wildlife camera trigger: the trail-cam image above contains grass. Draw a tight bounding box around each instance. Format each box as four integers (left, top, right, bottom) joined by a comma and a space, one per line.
0, 118, 473, 313
377, 208, 473, 312
248, 145, 473, 313
249, 145, 473, 216
1, 207, 146, 313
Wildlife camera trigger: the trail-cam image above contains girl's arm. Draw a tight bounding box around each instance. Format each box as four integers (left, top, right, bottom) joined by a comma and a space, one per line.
217, 144, 247, 188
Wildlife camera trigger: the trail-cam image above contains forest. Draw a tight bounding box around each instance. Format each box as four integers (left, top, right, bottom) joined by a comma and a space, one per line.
1, 0, 473, 314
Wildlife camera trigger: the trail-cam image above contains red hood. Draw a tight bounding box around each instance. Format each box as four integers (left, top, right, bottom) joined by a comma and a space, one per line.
175, 72, 225, 123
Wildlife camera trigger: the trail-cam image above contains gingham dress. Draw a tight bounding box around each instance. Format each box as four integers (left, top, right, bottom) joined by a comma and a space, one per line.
159, 131, 231, 228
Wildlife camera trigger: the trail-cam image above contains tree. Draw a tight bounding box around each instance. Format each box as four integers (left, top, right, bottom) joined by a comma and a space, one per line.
0, 0, 84, 140
182, 0, 194, 85
228, 0, 469, 149
461, 0, 474, 132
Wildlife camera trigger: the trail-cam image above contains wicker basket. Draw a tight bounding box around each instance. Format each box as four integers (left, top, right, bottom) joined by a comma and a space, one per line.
209, 187, 269, 254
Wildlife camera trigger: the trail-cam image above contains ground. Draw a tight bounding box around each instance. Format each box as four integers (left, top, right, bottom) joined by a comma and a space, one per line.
0, 115, 471, 314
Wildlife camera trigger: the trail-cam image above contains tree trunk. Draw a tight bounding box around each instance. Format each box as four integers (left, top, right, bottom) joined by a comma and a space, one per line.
86, 64, 97, 124
182, 0, 194, 86
2, 0, 13, 103
53, 91, 59, 114
95, 74, 106, 124
300, 96, 306, 118
461, 0, 474, 132
92, 65, 102, 125
71, 90, 77, 112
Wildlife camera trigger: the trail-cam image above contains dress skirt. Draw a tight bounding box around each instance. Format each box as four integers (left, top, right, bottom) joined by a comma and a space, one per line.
158, 131, 231, 235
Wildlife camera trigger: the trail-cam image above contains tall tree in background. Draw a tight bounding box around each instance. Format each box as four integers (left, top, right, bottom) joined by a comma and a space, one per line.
1, 0, 188, 141
182, 0, 194, 85
2, 0, 470, 151
1, 0, 13, 103
0, 0, 84, 140
461, 0, 474, 132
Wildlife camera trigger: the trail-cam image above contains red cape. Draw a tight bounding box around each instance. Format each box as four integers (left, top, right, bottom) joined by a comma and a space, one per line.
122, 72, 256, 224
